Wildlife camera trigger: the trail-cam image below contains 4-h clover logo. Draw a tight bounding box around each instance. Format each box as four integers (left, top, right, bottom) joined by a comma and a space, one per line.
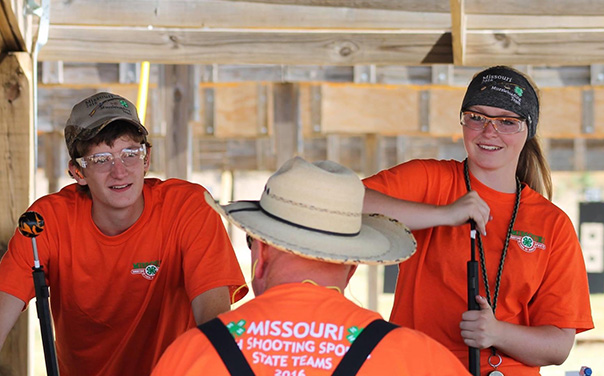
145, 264, 158, 276
346, 326, 363, 343
522, 236, 534, 248
227, 320, 247, 337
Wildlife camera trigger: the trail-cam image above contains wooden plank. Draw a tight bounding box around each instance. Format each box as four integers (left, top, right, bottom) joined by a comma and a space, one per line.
465, 30, 604, 66
320, 83, 420, 135
467, 0, 604, 15
0, 0, 27, 52
427, 86, 465, 136
39, 26, 453, 65
49, 0, 450, 29
209, 83, 271, 138
467, 15, 604, 30
0, 51, 32, 376
539, 87, 582, 138
236, 0, 449, 12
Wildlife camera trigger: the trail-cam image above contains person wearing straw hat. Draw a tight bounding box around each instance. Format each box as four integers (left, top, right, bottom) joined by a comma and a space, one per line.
363, 66, 594, 375
0, 92, 247, 376
152, 156, 470, 376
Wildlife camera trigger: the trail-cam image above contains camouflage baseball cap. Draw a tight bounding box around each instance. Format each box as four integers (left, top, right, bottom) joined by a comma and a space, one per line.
64, 92, 148, 157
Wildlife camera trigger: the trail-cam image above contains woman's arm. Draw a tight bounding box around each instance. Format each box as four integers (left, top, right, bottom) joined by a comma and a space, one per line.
364, 188, 491, 235
460, 295, 575, 366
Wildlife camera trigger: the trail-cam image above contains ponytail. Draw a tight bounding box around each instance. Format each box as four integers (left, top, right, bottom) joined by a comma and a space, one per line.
517, 136, 552, 200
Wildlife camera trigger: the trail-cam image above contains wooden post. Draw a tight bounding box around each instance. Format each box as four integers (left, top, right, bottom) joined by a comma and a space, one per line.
0, 51, 33, 376
363, 134, 380, 311
159, 65, 194, 180
273, 83, 300, 167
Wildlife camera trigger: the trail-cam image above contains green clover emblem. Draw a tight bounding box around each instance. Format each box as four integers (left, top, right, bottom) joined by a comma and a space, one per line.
346, 326, 363, 343
120, 100, 129, 107
522, 236, 534, 248
514, 87, 524, 96
145, 265, 158, 276
226, 320, 247, 337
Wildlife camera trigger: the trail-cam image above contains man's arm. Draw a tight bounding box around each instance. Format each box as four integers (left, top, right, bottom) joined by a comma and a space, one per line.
0, 291, 25, 350
191, 286, 231, 325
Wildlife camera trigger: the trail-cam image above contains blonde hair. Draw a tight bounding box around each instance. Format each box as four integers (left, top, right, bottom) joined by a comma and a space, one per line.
517, 136, 552, 200
512, 69, 553, 200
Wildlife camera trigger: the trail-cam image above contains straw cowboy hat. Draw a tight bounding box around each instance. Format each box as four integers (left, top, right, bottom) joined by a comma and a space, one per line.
204, 156, 416, 265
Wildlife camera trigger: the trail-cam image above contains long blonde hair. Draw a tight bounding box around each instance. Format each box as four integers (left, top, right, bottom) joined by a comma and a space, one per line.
511, 69, 553, 200
517, 136, 552, 200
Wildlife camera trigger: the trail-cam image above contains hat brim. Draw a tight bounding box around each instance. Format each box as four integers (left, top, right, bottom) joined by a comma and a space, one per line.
205, 192, 416, 265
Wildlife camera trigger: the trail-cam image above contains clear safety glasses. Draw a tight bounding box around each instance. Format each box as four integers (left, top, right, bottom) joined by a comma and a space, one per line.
76, 144, 146, 173
460, 111, 526, 134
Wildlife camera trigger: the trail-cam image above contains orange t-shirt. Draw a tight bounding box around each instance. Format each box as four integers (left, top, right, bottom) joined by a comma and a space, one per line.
0, 178, 247, 376
363, 159, 594, 375
152, 283, 470, 376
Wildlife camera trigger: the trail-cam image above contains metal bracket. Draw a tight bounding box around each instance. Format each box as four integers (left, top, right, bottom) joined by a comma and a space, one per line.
354, 65, 376, 84
257, 84, 268, 135
582, 89, 595, 134
591, 64, 604, 86
310, 85, 322, 133
419, 90, 430, 133
203, 87, 215, 135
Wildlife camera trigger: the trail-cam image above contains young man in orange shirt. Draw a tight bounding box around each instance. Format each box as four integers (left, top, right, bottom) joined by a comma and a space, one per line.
152, 156, 470, 376
0, 92, 247, 375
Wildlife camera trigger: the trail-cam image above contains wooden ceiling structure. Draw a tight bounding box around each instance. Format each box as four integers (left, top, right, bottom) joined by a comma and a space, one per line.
18, 0, 604, 66
2, 1, 604, 374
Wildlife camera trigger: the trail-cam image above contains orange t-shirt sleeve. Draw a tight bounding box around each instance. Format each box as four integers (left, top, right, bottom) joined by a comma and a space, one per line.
363, 159, 435, 203
0, 196, 59, 306
177, 185, 248, 303
528, 212, 594, 332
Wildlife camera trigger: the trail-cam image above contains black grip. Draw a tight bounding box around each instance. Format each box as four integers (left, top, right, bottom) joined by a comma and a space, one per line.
467, 259, 480, 376
32, 267, 60, 376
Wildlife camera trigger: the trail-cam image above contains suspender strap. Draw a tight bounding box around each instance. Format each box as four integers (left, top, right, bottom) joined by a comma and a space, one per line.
198, 318, 255, 376
331, 319, 398, 376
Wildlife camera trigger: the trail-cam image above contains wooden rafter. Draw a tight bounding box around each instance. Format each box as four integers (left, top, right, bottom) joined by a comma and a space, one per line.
0, 0, 26, 52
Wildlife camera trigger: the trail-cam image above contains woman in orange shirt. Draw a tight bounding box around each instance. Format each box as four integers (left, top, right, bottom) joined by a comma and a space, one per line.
363, 66, 594, 375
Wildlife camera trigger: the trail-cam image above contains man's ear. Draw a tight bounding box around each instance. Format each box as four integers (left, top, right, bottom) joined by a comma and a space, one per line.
253, 243, 270, 280
68, 161, 87, 185
143, 148, 151, 173
345, 265, 358, 285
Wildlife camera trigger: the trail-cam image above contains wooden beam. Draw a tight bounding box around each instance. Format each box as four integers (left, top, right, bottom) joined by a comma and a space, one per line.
0, 51, 32, 376
39, 27, 453, 65
0, 0, 27, 52
465, 30, 604, 66
467, 15, 604, 30
467, 0, 604, 15
235, 0, 449, 12
49, 0, 450, 29
449, 0, 466, 65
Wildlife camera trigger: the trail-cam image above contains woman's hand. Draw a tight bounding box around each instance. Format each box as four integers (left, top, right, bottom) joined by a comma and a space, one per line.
441, 191, 491, 236
460, 295, 500, 349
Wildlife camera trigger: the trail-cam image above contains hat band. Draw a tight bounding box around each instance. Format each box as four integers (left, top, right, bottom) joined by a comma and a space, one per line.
229, 202, 361, 237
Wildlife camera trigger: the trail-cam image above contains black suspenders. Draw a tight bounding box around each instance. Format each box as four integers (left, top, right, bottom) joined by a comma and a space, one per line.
198, 318, 398, 376
198, 318, 255, 375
